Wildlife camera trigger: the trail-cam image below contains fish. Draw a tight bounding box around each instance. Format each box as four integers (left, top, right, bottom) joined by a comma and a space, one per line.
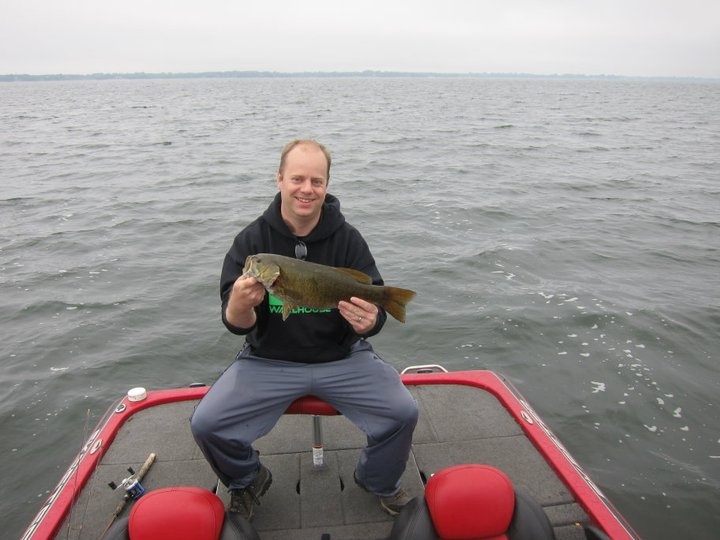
242, 253, 416, 322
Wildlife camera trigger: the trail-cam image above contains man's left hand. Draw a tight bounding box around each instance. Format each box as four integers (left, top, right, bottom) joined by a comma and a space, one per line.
338, 297, 378, 334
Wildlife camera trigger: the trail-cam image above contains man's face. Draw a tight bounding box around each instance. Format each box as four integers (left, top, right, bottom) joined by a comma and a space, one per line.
277, 144, 328, 225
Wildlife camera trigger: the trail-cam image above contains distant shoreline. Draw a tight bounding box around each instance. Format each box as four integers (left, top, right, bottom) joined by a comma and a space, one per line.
1, 70, 717, 83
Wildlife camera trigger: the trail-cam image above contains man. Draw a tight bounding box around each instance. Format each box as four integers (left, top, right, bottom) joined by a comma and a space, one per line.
191, 139, 418, 520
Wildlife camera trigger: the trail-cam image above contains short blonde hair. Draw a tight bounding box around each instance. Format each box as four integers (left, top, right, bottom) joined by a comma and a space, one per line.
278, 140, 332, 180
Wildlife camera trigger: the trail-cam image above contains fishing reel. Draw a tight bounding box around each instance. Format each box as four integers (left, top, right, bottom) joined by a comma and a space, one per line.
108, 466, 146, 501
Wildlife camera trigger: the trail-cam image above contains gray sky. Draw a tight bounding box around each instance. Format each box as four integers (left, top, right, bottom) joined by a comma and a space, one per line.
2, 0, 719, 78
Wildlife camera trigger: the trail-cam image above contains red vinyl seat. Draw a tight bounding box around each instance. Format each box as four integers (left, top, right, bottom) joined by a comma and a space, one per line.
388, 464, 556, 540
102, 486, 260, 540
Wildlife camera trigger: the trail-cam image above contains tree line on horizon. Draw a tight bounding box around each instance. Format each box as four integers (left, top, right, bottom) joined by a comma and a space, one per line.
1, 70, 675, 83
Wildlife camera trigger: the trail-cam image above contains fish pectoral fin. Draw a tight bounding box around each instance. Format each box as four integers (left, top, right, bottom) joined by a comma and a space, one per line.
335, 267, 373, 284
281, 302, 296, 321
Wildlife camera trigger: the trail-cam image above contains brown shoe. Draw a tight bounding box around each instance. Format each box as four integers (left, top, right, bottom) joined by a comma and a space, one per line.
354, 471, 411, 516
228, 464, 273, 520
377, 488, 412, 516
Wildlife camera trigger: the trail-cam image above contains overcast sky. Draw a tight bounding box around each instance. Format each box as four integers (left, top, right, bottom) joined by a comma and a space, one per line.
2, 0, 719, 78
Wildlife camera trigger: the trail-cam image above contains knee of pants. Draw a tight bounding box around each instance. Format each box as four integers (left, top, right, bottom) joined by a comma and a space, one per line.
405, 398, 420, 427
189, 405, 216, 442
372, 398, 418, 443
395, 395, 420, 429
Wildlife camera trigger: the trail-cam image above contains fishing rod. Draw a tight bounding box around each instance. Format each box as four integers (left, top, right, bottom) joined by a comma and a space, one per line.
101, 452, 156, 537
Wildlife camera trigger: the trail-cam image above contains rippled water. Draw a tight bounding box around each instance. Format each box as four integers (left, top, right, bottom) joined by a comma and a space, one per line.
2, 77, 719, 539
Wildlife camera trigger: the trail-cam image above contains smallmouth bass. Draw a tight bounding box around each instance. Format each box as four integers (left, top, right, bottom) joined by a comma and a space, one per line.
242, 253, 416, 322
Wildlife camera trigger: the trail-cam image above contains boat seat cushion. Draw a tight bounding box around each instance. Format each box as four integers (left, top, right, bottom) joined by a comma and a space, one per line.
426, 464, 515, 540
388, 464, 555, 540
102, 486, 259, 540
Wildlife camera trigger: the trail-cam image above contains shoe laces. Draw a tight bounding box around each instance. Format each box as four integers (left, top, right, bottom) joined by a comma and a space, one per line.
231, 486, 261, 510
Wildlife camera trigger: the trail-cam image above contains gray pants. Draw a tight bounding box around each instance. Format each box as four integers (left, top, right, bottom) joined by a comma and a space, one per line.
190, 340, 418, 496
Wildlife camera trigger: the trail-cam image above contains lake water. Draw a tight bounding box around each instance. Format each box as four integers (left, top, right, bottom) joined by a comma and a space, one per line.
1, 76, 719, 539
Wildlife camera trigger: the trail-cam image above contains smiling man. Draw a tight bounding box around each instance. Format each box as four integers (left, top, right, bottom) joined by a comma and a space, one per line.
277, 140, 329, 236
191, 139, 418, 521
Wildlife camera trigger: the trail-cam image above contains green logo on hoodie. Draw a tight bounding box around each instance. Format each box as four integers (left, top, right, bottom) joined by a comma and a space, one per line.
268, 293, 332, 316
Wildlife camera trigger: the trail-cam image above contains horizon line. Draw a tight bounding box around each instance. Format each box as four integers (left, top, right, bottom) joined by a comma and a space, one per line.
1, 69, 718, 82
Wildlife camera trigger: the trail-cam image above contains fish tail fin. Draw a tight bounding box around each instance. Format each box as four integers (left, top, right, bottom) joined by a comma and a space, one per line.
381, 287, 416, 323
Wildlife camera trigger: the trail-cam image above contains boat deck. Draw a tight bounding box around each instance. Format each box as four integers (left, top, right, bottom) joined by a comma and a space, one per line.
59, 381, 592, 539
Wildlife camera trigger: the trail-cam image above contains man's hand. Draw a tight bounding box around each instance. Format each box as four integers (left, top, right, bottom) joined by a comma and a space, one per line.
338, 296, 378, 334
225, 275, 266, 329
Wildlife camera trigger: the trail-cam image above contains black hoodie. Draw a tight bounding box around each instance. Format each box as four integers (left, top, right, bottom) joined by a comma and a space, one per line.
220, 193, 388, 362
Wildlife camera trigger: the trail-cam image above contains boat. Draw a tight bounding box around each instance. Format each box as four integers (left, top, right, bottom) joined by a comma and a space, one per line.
21, 366, 638, 539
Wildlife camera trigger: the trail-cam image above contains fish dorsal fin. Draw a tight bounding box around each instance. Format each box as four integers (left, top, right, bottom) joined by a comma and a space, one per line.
335, 267, 373, 284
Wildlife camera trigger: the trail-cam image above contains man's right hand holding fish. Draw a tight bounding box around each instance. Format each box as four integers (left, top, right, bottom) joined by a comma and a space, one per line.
225, 273, 265, 330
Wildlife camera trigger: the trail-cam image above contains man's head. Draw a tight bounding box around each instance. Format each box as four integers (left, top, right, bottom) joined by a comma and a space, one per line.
278, 139, 331, 181
276, 140, 331, 235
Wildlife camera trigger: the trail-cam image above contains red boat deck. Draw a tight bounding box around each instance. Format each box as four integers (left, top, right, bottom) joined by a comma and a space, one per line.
23, 370, 637, 539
